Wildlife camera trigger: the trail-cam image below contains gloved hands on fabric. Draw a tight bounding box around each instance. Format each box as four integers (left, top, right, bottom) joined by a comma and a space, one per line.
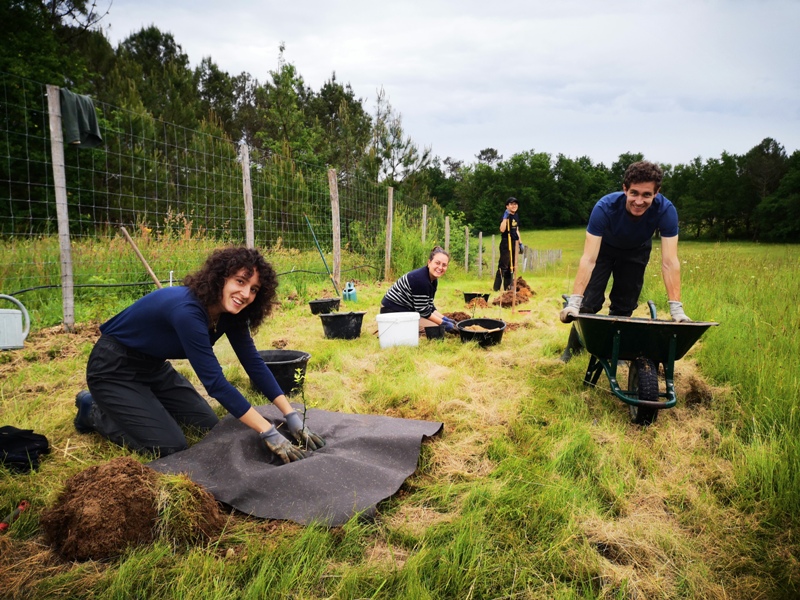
260, 426, 307, 464
559, 294, 583, 323
668, 301, 691, 323
284, 411, 326, 451
441, 316, 458, 333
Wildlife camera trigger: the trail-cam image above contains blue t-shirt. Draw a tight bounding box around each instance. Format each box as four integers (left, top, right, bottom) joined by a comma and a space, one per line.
587, 191, 678, 249
100, 286, 282, 418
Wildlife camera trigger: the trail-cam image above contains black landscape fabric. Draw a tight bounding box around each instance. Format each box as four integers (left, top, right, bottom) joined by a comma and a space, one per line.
149, 405, 443, 526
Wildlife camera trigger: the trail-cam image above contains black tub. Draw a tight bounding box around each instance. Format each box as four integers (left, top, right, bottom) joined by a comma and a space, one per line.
309, 298, 341, 315
252, 350, 311, 396
424, 324, 445, 340
319, 311, 366, 340
457, 318, 506, 347
463, 292, 490, 303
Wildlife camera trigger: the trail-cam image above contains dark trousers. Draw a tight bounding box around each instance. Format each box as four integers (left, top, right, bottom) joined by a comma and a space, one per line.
85, 335, 219, 456
493, 240, 516, 291
581, 240, 652, 316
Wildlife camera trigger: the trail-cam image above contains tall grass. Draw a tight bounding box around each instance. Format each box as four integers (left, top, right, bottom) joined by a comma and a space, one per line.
1, 230, 799, 598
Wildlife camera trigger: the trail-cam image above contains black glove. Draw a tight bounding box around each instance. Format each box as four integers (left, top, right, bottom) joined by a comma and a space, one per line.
441, 316, 457, 333
284, 411, 326, 451
260, 426, 307, 464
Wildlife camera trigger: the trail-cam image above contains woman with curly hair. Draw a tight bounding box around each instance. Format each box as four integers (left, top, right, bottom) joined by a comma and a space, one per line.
73, 246, 324, 463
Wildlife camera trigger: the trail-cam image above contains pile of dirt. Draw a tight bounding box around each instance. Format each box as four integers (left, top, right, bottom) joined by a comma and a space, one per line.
467, 298, 489, 309
40, 456, 225, 561
41, 457, 160, 561
444, 311, 471, 322
492, 287, 534, 307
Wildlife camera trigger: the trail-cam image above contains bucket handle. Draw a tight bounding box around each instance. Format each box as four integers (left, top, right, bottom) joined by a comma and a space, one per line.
0, 294, 30, 341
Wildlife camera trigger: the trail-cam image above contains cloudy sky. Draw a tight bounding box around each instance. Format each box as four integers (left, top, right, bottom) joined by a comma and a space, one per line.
103, 0, 799, 167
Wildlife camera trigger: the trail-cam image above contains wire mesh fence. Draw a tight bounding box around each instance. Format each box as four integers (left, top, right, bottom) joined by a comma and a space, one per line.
1, 71, 560, 328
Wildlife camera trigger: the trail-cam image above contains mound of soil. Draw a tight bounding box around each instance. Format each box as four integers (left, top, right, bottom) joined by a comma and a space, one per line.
40, 456, 225, 561
444, 311, 471, 322
467, 298, 489, 309
41, 457, 159, 561
492, 287, 534, 307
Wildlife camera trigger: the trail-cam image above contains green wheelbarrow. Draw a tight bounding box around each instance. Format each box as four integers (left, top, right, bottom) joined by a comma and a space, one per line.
568, 299, 719, 425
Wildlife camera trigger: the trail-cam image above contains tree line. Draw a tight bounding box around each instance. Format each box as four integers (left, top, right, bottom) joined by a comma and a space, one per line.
1, 1, 798, 242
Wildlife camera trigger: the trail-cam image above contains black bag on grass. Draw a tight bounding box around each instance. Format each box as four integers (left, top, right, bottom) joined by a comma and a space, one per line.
0, 425, 51, 473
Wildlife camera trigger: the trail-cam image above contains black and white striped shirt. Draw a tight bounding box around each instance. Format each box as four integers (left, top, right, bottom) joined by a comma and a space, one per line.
381, 266, 437, 318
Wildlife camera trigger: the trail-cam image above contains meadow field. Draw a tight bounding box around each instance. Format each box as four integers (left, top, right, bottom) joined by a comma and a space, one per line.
1, 228, 798, 599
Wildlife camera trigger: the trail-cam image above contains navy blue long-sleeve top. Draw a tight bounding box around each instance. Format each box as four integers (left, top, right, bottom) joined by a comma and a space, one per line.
99, 286, 282, 418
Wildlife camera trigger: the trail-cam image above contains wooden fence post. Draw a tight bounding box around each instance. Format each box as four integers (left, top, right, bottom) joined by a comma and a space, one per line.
421, 204, 427, 243
384, 187, 394, 280
240, 143, 254, 249
328, 168, 341, 287
46, 85, 74, 332
464, 227, 469, 272
478, 232, 483, 277
444, 216, 450, 253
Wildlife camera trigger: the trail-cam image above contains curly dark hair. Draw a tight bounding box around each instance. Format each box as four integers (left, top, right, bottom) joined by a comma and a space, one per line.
184, 246, 278, 330
623, 161, 663, 190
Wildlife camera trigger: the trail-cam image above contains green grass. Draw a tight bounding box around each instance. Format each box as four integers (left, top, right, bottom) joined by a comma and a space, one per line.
1, 229, 799, 599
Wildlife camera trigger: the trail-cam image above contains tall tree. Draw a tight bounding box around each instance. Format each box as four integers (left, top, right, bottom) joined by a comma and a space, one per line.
476, 148, 502, 165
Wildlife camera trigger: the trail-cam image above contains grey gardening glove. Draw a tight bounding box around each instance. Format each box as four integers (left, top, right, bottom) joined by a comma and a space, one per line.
668, 301, 691, 323
284, 411, 326, 451
260, 426, 307, 464
559, 294, 583, 323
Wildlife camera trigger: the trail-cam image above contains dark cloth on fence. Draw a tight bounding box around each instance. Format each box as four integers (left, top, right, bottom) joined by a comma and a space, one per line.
0, 426, 50, 473
580, 239, 652, 316
381, 266, 438, 318
59, 88, 102, 148
149, 404, 443, 526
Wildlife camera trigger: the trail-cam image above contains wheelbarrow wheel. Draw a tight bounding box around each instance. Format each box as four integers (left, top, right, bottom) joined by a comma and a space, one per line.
628, 357, 659, 425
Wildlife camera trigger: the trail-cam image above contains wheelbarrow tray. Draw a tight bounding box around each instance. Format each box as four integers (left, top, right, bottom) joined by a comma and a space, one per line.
574, 314, 718, 363
573, 314, 718, 412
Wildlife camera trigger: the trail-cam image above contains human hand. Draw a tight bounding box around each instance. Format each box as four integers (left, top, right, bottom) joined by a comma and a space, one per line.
668, 301, 691, 323
559, 294, 583, 323
284, 411, 326, 451
502, 210, 510, 220
518, 243, 525, 254
260, 426, 307, 463
441, 316, 457, 333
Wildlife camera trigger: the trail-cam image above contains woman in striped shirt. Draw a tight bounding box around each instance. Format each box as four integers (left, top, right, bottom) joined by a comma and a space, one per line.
380, 247, 457, 333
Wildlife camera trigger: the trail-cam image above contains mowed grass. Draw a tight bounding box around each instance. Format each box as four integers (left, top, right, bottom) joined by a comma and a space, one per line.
1, 229, 799, 599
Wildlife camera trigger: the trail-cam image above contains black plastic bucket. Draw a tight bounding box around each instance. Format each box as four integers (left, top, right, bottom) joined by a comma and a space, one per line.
463, 292, 490, 303
425, 325, 445, 340
457, 318, 506, 347
319, 311, 366, 340
309, 298, 340, 315
252, 350, 311, 396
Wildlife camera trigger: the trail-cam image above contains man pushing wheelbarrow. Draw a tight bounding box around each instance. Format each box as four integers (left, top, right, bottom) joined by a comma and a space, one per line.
558, 161, 717, 425
559, 160, 689, 360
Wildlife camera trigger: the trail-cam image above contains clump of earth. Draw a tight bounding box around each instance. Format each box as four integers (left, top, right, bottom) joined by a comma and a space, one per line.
492, 278, 535, 307
40, 456, 225, 561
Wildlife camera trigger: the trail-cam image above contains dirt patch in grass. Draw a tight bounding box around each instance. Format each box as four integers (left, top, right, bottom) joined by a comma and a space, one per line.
0, 321, 99, 377
40, 456, 225, 561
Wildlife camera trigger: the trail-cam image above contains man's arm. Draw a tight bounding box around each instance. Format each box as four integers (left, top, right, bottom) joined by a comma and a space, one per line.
559, 233, 601, 322
572, 233, 602, 296
660, 235, 681, 301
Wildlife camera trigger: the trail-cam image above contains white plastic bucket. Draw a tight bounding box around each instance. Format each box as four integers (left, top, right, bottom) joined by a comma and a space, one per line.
375, 312, 420, 348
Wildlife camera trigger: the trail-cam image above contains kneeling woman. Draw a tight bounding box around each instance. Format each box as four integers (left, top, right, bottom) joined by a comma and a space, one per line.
74, 246, 324, 463
380, 246, 456, 333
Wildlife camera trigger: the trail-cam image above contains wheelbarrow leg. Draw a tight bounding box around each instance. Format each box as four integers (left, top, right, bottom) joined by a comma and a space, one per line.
583, 355, 604, 387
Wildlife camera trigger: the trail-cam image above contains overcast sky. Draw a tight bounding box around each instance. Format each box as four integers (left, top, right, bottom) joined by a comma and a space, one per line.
103, 0, 800, 168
